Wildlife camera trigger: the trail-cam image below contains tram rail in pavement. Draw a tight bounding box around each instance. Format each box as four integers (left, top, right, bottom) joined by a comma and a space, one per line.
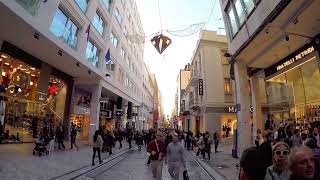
48, 147, 131, 180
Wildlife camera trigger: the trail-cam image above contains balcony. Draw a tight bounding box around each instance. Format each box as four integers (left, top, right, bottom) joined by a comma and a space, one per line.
188, 97, 201, 110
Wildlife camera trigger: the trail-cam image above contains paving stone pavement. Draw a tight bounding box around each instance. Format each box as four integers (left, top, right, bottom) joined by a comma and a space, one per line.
190, 140, 240, 180
0, 140, 129, 180
94, 148, 213, 180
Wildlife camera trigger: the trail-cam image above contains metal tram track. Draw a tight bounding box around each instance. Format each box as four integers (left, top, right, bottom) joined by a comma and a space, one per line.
48, 147, 131, 180
187, 151, 217, 180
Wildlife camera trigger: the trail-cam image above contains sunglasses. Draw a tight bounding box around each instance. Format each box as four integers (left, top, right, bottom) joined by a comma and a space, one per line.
274, 150, 289, 156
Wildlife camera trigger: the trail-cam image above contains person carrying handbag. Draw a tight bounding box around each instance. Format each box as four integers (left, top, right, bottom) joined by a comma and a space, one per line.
147, 131, 166, 180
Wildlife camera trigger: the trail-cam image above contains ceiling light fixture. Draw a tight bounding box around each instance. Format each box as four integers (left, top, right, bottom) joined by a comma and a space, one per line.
58, 50, 63, 56
34, 32, 40, 39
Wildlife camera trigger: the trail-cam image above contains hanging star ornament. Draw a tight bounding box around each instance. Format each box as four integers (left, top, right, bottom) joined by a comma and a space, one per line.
151, 34, 172, 54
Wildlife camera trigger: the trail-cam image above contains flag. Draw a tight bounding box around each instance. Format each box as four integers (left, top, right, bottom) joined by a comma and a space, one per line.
85, 24, 91, 41
105, 48, 111, 64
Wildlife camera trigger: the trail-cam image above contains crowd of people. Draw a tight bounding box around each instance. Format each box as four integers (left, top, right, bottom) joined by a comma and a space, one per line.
241, 119, 320, 180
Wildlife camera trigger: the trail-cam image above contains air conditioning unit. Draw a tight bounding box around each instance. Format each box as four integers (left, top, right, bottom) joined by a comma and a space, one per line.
100, 110, 112, 118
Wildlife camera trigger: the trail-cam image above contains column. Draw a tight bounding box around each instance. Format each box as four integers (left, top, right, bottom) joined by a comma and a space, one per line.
234, 60, 251, 157
116, 97, 122, 129
250, 76, 264, 137
89, 83, 102, 145
127, 101, 132, 127
36, 63, 52, 102
0, 39, 3, 48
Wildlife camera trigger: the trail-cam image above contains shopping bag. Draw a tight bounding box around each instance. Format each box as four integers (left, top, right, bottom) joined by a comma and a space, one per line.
183, 170, 189, 180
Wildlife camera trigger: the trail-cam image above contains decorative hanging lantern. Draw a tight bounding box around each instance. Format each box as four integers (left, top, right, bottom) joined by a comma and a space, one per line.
150, 34, 172, 54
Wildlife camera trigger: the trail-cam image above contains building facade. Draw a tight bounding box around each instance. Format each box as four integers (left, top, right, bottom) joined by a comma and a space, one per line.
174, 64, 191, 130
0, 0, 154, 143
181, 30, 236, 136
149, 74, 163, 129
220, 0, 320, 156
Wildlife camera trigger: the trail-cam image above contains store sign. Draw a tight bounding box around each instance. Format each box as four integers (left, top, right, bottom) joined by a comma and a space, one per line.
115, 110, 122, 117
100, 110, 111, 118
227, 105, 253, 113
265, 40, 318, 78
198, 79, 203, 96
276, 46, 315, 71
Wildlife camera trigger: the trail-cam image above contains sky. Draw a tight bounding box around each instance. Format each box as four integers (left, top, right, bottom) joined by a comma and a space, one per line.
135, 0, 225, 116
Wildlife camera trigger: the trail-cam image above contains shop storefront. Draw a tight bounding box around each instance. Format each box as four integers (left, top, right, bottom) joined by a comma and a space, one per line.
71, 87, 92, 139
263, 34, 320, 128
0, 41, 73, 143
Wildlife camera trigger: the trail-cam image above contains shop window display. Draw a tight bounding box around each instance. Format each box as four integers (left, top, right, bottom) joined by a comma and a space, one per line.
0, 52, 67, 144
265, 57, 320, 127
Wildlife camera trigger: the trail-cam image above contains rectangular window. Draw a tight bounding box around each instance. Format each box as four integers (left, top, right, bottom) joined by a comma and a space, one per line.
85, 40, 100, 67
227, 5, 238, 36
234, 0, 245, 25
110, 32, 118, 47
93, 12, 105, 35
114, 8, 122, 24
121, 48, 126, 59
74, 0, 88, 12
50, 8, 78, 48
15, 0, 41, 15
224, 78, 232, 94
243, 0, 255, 15
102, 0, 110, 11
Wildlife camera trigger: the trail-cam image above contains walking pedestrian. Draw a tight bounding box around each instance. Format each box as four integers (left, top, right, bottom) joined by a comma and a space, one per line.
118, 129, 123, 149
213, 131, 220, 153
136, 131, 144, 151
127, 128, 133, 150
288, 146, 319, 180
147, 131, 166, 180
197, 136, 205, 159
186, 131, 192, 151
70, 123, 79, 151
165, 133, 186, 180
264, 142, 291, 180
56, 124, 65, 150
204, 132, 212, 160
105, 130, 114, 155
92, 130, 103, 166
239, 147, 269, 180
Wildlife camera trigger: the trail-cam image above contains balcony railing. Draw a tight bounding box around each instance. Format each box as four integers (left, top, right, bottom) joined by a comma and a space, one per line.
188, 97, 200, 109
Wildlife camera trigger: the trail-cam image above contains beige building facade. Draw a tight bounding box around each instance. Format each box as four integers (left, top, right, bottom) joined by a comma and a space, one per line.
181, 30, 236, 136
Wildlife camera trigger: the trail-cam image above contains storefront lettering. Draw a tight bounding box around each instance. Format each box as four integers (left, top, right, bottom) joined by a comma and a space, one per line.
228, 106, 254, 113
228, 106, 237, 113
277, 46, 315, 71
